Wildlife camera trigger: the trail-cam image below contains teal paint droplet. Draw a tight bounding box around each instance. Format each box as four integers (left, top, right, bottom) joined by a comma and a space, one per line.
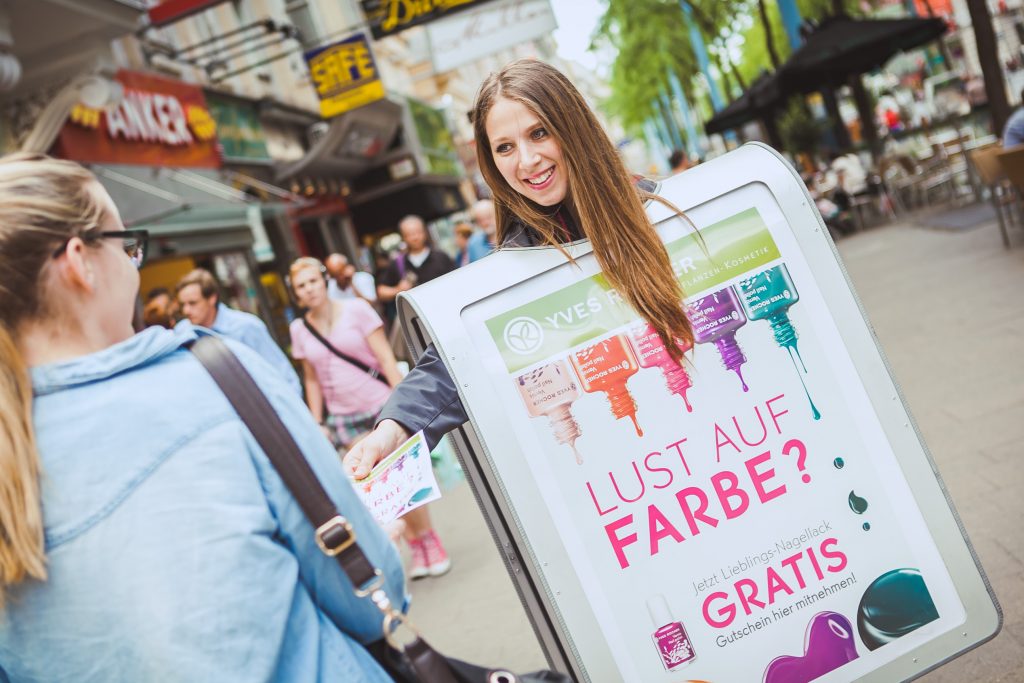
848, 491, 869, 514
863, 522, 871, 531
833, 457, 845, 469
408, 487, 434, 504
857, 568, 939, 650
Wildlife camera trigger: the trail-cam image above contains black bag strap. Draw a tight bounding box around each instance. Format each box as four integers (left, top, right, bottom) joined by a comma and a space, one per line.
188, 335, 461, 683
302, 316, 388, 387
190, 335, 380, 587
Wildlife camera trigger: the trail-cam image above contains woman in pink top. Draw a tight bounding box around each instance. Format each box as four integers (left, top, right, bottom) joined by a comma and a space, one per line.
288, 257, 451, 579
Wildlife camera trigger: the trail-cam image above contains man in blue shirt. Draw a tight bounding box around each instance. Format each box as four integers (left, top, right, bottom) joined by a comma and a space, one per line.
1003, 89, 1024, 147
176, 268, 302, 395
467, 199, 496, 262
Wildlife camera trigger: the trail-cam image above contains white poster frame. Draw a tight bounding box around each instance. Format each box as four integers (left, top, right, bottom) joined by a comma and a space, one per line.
396, 143, 1000, 682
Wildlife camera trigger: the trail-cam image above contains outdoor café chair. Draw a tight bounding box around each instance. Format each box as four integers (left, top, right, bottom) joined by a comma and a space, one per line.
968, 143, 1014, 249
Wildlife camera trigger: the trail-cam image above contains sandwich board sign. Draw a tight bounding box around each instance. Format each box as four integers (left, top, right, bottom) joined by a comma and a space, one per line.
396, 143, 1000, 682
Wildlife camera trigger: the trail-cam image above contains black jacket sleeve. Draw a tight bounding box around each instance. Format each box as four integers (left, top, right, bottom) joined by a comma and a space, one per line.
376, 343, 468, 450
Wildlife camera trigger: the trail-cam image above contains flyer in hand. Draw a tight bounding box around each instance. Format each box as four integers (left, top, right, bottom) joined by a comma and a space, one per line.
353, 431, 441, 526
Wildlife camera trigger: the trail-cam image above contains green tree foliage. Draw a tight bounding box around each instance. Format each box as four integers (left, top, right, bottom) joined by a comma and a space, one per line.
594, 0, 875, 135
592, 0, 724, 134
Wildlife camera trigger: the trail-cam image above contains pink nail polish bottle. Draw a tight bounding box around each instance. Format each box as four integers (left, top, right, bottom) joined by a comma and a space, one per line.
628, 322, 695, 412
647, 595, 697, 670
516, 360, 584, 464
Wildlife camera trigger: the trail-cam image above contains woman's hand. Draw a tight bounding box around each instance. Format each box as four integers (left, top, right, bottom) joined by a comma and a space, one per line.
343, 419, 410, 480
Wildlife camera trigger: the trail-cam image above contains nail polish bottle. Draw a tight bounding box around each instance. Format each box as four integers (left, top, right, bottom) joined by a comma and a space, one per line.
737, 264, 803, 364
737, 264, 820, 419
628, 322, 695, 412
647, 595, 697, 670
516, 361, 584, 464
570, 334, 643, 436
686, 286, 750, 391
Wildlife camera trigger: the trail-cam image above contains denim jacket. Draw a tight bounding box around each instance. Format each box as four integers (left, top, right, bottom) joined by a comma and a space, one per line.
0, 326, 405, 683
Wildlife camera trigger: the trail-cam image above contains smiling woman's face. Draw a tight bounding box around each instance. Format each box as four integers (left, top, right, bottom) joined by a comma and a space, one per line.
485, 96, 567, 207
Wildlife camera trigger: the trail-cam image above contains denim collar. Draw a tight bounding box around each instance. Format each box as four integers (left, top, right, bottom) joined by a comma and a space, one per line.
31, 325, 198, 396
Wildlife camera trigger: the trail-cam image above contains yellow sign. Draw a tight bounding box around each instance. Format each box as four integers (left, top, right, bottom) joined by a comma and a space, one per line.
361, 0, 486, 39
305, 33, 386, 119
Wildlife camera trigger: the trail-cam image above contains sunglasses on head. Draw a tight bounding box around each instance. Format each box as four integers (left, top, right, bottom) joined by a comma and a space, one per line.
52, 229, 150, 269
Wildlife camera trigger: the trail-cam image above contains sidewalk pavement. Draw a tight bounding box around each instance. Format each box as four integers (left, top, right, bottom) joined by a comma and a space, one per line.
406, 217, 1024, 681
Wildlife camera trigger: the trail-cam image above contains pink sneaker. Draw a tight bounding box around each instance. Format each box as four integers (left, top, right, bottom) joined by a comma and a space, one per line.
407, 536, 430, 580
420, 530, 451, 577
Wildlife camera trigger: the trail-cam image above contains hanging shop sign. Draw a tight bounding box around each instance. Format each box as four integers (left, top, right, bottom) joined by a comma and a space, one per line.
206, 93, 272, 164
360, 0, 496, 39
57, 70, 221, 168
426, 0, 556, 74
305, 33, 385, 119
147, 0, 231, 27
395, 143, 1000, 681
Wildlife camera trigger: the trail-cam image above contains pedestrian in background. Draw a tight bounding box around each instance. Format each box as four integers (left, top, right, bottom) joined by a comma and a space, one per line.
325, 252, 377, 303
668, 148, 693, 174
467, 198, 497, 262
0, 153, 405, 682
1003, 87, 1024, 147
453, 221, 474, 267
142, 286, 176, 328
376, 214, 455, 362
345, 58, 697, 491
176, 267, 301, 395
289, 256, 451, 579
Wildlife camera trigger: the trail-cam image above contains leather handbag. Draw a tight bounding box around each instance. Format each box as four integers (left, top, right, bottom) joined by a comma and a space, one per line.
189, 335, 572, 683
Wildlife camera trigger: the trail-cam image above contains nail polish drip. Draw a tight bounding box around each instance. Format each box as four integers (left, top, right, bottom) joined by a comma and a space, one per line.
769, 312, 807, 372
738, 264, 821, 419
571, 334, 643, 437
786, 346, 821, 420
687, 286, 750, 392
516, 361, 584, 463
628, 323, 694, 412
714, 334, 749, 392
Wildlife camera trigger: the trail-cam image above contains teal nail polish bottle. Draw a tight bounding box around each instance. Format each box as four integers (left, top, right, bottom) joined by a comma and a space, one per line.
738, 264, 820, 419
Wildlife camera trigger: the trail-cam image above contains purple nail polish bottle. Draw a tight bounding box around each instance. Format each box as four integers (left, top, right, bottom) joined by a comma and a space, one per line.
647, 595, 697, 670
686, 286, 750, 391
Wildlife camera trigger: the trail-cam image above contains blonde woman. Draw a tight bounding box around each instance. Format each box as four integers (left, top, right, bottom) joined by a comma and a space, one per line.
289, 257, 451, 578
0, 154, 405, 681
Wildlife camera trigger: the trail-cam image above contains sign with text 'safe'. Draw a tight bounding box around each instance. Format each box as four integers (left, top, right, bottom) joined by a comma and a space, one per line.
305, 33, 385, 119
396, 144, 999, 682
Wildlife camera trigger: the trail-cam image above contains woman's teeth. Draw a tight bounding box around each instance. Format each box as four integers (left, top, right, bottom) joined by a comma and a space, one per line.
525, 168, 554, 185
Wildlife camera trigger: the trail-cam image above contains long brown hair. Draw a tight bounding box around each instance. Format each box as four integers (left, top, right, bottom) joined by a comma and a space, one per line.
472, 59, 693, 361
0, 153, 107, 606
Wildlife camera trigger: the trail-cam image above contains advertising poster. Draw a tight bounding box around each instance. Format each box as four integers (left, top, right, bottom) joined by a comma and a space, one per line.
304, 33, 385, 119
452, 180, 977, 681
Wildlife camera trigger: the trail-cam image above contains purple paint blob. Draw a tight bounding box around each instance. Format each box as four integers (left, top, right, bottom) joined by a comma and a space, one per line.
762, 611, 859, 683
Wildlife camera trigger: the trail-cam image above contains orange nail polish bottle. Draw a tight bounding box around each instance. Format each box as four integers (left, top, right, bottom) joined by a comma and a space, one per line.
571, 334, 643, 436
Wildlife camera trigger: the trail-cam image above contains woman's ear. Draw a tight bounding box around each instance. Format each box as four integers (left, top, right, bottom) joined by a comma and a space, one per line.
56, 237, 96, 294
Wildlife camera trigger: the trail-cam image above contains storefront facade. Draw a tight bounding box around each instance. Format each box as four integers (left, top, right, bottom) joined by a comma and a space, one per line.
51, 69, 287, 342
